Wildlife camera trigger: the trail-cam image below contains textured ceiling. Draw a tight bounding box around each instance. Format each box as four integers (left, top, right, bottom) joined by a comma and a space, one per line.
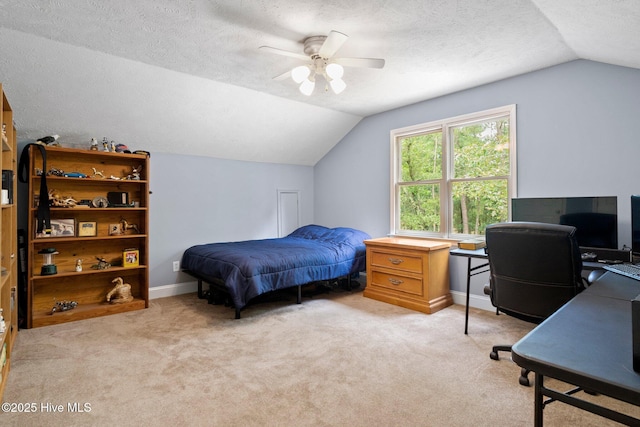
0, 0, 638, 165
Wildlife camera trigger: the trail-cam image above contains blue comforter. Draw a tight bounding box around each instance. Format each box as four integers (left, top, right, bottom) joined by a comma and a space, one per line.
181, 224, 371, 310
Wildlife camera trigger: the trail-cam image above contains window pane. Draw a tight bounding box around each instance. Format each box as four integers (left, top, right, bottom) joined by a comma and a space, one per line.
400, 184, 440, 232
451, 118, 510, 179
451, 179, 508, 235
399, 132, 442, 182
392, 105, 515, 238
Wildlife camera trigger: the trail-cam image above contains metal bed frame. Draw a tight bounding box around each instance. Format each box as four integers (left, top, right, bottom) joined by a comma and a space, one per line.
184, 269, 354, 319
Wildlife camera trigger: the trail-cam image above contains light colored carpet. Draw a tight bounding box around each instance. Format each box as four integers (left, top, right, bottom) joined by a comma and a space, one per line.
3, 282, 638, 426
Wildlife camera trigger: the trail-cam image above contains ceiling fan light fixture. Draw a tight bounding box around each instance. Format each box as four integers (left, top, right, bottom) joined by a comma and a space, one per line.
261, 30, 384, 97
299, 78, 315, 96
325, 63, 344, 80
291, 65, 311, 84
329, 77, 346, 94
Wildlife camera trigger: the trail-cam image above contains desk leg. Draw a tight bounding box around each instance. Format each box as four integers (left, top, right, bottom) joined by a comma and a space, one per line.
465, 257, 472, 334
534, 372, 544, 427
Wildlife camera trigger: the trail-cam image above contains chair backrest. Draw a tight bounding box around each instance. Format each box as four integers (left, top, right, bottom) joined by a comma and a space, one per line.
485, 221, 584, 323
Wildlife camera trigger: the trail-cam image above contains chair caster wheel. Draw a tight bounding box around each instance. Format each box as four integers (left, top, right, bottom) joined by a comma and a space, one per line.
519, 368, 531, 386
490, 351, 499, 360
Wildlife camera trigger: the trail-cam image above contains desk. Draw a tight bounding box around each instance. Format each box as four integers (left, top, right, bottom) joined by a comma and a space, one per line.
450, 247, 490, 334
512, 272, 640, 426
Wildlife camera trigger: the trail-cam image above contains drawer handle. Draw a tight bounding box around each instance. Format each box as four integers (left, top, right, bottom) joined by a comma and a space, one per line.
388, 257, 404, 265
388, 278, 404, 285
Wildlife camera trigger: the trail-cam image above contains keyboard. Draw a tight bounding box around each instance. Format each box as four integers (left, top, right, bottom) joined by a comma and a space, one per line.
602, 263, 640, 281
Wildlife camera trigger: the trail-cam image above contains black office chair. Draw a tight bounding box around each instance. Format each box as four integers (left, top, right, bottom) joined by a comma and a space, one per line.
483, 221, 586, 386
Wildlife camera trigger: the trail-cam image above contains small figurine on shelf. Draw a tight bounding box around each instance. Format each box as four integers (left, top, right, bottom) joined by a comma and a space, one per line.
102, 137, 110, 152
110, 140, 116, 152
90, 138, 98, 151
120, 218, 140, 234
50, 300, 78, 314
114, 143, 130, 153
63, 171, 87, 178
75, 259, 83, 272
92, 256, 111, 270
47, 167, 65, 176
106, 277, 133, 304
48, 189, 78, 207
91, 167, 105, 179
129, 165, 143, 180
0, 308, 6, 334
36, 134, 60, 146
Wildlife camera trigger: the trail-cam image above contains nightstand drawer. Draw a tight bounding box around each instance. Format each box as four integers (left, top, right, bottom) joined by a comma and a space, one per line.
370, 250, 422, 273
371, 270, 423, 296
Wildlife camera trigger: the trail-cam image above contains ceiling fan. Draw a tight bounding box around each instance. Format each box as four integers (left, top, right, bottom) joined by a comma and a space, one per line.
259, 30, 385, 96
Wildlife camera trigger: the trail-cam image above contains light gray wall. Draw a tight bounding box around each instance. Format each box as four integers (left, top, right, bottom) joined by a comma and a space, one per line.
314, 59, 640, 297
149, 153, 314, 287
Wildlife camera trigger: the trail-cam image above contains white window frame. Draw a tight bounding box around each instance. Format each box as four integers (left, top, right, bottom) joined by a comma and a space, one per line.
390, 104, 517, 239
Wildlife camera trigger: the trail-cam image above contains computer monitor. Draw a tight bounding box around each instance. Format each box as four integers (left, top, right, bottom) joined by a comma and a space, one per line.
632, 195, 640, 256
511, 196, 618, 249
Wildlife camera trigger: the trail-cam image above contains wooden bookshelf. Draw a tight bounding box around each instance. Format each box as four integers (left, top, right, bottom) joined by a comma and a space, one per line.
0, 83, 18, 400
26, 146, 150, 328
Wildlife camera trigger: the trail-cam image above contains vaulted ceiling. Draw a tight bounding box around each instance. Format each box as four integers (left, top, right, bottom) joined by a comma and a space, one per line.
0, 0, 638, 165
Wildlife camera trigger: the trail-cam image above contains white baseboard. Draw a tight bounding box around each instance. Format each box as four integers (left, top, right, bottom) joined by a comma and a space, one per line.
450, 290, 494, 312
150, 281, 199, 300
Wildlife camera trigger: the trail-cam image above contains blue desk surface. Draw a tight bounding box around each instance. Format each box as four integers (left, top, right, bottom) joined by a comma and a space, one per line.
512, 271, 640, 406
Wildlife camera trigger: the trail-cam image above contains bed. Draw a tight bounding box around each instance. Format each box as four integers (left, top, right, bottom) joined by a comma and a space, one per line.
181, 224, 371, 318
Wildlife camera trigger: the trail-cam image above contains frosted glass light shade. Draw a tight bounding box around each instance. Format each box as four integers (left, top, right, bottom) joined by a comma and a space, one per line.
329, 78, 346, 94
291, 65, 311, 83
325, 63, 344, 79
299, 78, 315, 96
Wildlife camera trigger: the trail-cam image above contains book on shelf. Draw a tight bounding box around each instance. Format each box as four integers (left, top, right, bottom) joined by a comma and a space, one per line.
123, 248, 139, 268
458, 238, 486, 250
2, 169, 12, 204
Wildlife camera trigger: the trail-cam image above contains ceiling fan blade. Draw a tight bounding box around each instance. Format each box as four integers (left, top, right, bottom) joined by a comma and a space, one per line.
259, 46, 309, 61
273, 70, 291, 81
333, 57, 385, 69
318, 30, 348, 58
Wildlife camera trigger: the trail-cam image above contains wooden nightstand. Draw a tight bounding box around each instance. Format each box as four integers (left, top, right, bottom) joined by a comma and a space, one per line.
363, 237, 453, 314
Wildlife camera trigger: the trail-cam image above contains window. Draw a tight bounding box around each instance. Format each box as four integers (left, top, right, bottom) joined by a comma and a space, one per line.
390, 105, 516, 239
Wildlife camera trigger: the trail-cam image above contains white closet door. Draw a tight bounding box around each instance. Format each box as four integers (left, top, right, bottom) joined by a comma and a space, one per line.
277, 190, 300, 237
